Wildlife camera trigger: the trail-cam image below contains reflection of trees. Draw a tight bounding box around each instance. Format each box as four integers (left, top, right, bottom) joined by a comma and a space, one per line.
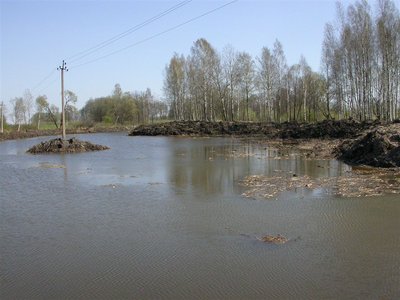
167, 140, 244, 195
167, 138, 351, 197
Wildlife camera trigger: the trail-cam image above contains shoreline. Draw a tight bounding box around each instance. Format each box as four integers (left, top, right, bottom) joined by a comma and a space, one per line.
0, 126, 131, 142
2, 120, 399, 169
128, 120, 400, 168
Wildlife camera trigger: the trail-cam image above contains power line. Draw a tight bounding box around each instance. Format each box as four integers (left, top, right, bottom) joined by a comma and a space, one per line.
68, 0, 193, 64
31, 69, 57, 92
28, 2, 192, 98
70, 0, 238, 70
36, 75, 58, 95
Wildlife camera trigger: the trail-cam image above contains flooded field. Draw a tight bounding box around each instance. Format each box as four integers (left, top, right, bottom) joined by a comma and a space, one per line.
1, 133, 399, 299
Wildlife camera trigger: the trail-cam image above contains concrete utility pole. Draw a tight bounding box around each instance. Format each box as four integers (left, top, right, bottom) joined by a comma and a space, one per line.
1, 101, 4, 133
57, 60, 68, 140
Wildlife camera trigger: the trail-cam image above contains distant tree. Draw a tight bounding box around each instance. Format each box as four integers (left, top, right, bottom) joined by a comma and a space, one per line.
221, 45, 241, 121
237, 51, 255, 121
376, 0, 400, 121
112, 83, 122, 99
10, 97, 25, 131
23, 89, 34, 124
1, 102, 7, 133
164, 53, 186, 120
35, 95, 59, 128
189, 38, 219, 121
272, 40, 288, 122
256, 46, 279, 121
35, 95, 47, 129
64, 90, 78, 123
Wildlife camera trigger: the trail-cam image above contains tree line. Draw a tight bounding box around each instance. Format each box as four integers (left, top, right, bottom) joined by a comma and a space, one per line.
2, 0, 399, 131
164, 0, 400, 122
3, 84, 167, 131
80, 84, 168, 125
5, 89, 80, 131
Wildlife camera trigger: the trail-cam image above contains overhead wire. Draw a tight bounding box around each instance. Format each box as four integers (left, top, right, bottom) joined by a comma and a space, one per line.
67, 0, 193, 64
28, 1, 193, 97
70, 0, 239, 70
36, 75, 58, 96
28, 0, 238, 99
31, 69, 57, 92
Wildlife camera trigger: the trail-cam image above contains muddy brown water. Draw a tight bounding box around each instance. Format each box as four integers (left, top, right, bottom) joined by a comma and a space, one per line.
1, 133, 399, 299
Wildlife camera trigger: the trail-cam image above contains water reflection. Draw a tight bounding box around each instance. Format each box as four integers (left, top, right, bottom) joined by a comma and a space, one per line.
166, 138, 350, 197
1, 134, 399, 300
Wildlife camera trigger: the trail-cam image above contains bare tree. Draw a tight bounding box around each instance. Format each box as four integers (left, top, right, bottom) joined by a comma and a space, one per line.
257, 46, 279, 121
35, 95, 47, 130
23, 89, 34, 124
273, 40, 288, 122
221, 45, 240, 121
376, 0, 400, 121
10, 97, 25, 131
164, 53, 186, 120
237, 52, 255, 121
189, 38, 219, 121
64, 90, 78, 124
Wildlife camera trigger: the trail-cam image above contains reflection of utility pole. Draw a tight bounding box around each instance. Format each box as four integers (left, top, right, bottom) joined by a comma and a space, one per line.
1, 101, 4, 133
57, 60, 68, 140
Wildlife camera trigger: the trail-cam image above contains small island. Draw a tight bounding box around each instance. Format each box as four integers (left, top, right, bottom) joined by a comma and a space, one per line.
27, 137, 109, 154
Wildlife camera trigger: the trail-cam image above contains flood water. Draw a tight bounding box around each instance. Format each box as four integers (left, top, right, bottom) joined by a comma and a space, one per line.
1, 133, 399, 299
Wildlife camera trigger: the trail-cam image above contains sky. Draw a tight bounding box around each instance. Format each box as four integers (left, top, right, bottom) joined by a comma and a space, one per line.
1, 0, 398, 110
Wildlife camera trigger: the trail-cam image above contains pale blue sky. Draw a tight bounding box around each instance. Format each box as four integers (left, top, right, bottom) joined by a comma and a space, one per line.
1, 0, 396, 109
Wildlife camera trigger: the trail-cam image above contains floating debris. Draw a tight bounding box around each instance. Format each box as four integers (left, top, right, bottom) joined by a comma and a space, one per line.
240, 168, 400, 199
257, 234, 288, 244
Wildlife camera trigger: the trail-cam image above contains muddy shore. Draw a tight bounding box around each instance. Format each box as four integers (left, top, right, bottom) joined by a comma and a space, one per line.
129, 120, 400, 169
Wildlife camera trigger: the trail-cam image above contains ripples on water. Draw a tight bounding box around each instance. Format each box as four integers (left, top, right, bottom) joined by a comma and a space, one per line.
1, 133, 399, 299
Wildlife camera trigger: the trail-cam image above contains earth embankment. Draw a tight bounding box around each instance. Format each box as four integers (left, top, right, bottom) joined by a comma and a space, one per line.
334, 123, 400, 168
129, 119, 375, 139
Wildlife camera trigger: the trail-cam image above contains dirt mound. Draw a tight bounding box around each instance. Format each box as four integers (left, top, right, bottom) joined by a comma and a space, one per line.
129, 120, 373, 139
334, 124, 400, 168
27, 137, 109, 154
129, 121, 278, 137
278, 119, 374, 139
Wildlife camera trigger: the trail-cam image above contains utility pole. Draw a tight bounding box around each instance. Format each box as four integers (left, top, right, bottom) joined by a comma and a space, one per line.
57, 60, 68, 140
0, 101, 3, 133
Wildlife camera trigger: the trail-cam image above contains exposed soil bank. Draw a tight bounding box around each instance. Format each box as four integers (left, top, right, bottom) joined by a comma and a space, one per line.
129, 119, 376, 139
334, 123, 400, 168
27, 137, 109, 154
